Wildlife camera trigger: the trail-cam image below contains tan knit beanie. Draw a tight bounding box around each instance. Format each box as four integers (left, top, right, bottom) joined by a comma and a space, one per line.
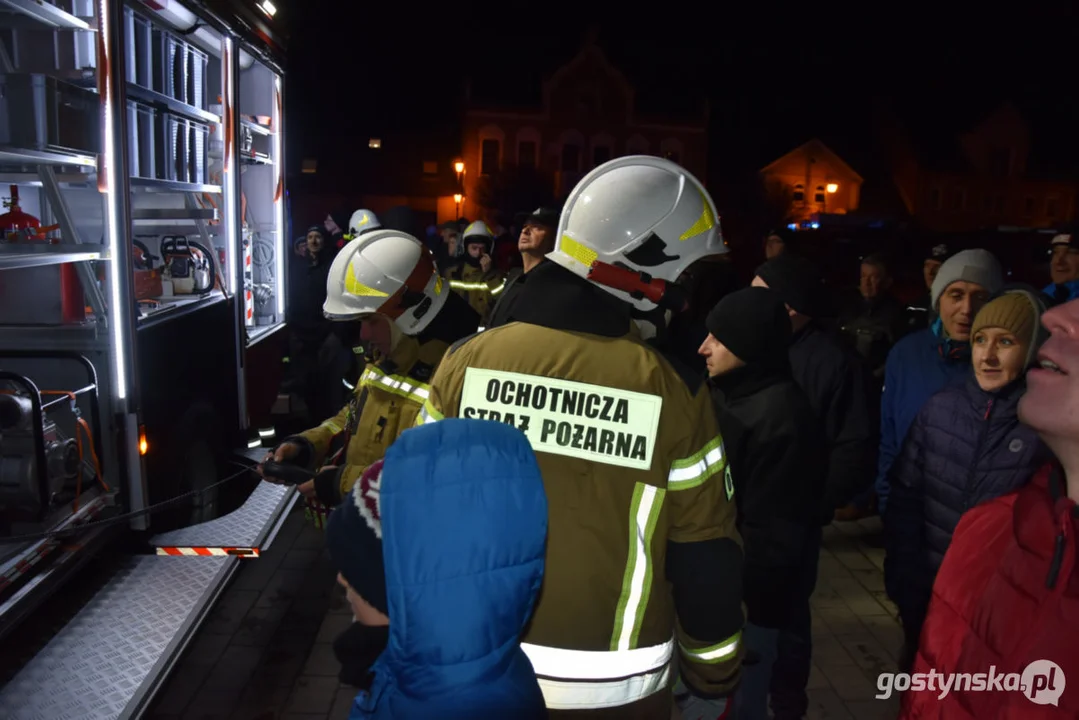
971, 292, 1036, 348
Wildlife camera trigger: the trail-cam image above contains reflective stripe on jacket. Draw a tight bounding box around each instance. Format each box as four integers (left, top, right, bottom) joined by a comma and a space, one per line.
446, 262, 505, 323
295, 334, 448, 503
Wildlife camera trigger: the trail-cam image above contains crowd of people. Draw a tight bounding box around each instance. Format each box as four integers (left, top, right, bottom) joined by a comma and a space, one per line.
263, 155, 1079, 719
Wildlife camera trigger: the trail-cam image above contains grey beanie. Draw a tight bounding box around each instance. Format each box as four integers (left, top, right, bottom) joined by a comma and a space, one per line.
930, 249, 1004, 310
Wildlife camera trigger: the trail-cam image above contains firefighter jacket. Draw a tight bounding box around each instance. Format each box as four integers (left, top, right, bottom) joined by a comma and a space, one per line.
414, 261, 745, 717
288, 333, 446, 507
445, 260, 505, 325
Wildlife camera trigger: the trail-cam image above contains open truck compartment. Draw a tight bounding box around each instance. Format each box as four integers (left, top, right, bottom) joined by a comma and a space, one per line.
0, 1, 291, 717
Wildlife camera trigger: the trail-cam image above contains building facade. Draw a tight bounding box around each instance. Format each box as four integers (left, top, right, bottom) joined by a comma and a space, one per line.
880, 103, 1079, 232
758, 139, 864, 224
459, 41, 708, 221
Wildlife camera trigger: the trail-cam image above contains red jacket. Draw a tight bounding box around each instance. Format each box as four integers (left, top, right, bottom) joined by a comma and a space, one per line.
900, 463, 1079, 719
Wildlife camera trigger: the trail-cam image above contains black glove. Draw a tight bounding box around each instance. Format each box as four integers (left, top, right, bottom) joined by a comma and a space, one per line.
333, 622, 389, 689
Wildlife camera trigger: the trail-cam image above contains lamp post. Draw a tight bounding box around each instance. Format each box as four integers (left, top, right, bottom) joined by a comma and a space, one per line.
453, 161, 465, 221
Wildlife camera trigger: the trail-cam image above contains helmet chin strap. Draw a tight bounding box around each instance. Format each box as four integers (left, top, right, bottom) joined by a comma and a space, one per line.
631, 305, 673, 344
388, 321, 404, 352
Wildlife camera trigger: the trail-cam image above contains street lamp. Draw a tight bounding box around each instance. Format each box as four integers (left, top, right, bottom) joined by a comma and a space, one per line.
454, 161, 465, 174
826, 183, 838, 194
454, 193, 463, 220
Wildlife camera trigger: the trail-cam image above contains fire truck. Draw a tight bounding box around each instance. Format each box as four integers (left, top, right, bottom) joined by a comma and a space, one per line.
0, 1, 296, 717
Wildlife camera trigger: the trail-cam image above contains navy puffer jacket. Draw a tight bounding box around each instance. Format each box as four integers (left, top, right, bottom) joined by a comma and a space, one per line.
884, 374, 1046, 636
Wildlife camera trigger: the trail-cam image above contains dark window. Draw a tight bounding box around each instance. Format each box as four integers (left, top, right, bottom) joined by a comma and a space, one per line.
951, 188, 966, 211
592, 145, 611, 167
561, 144, 580, 172
1024, 196, 1036, 216
792, 184, 804, 202
929, 188, 942, 210
995, 194, 1005, 215
1047, 197, 1059, 218
422, 161, 437, 175
518, 141, 536, 168
480, 139, 500, 175
814, 186, 825, 203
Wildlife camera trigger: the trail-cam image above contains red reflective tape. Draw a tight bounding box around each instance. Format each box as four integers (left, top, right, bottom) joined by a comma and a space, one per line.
156, 546, 260, 558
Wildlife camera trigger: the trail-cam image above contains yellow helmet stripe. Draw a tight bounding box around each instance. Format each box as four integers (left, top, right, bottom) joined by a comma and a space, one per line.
345, 259, 389, 297
560, 234, 599, 267
680, 190, 716, 241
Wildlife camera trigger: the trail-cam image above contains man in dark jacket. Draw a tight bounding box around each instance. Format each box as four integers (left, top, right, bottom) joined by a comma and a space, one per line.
836, 253, 908, 385
753, 255, 876, 517
287, 225, 348, 422
700, 287, 827, 720
486, 207, 559, 329
751, 254, 875, 717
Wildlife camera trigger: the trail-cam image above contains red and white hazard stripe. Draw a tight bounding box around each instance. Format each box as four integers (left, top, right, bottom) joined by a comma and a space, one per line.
156, 546, 260, 558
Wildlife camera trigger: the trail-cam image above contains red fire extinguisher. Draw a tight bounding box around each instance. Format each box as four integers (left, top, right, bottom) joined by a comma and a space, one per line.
0, 185, 85, 324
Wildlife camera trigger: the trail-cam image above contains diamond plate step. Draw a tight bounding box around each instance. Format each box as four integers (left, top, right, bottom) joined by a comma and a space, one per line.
149, 481, 298, 552
0, 555, 237, 720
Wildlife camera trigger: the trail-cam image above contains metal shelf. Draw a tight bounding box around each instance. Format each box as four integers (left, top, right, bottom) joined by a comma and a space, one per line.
0, 147, 97, 169
246, 321, 285, 347
131, 207, 217, 221
0, 243, 106, 270
137, 292, 227, 330
241, 154, 273, 166
125, 84, 221, 126
0, 0, 94, 30
0, 322, 103, 352
131, 222, 224, 236
209, 151, 272, 167
130, 178, 222, 194
241, 118, 273, 136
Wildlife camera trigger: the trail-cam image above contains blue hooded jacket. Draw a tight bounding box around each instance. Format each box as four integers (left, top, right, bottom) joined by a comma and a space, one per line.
349, 419, 548, 720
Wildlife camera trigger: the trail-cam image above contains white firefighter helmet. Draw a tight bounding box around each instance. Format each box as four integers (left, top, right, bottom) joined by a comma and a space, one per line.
551, 155, 725, 311
346, 209, 381, 239
323, 229, 447, 334
462, 220, 494, 244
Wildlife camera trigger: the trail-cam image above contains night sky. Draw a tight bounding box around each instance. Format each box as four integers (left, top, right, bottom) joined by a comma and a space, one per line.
283, 4, 1079, 187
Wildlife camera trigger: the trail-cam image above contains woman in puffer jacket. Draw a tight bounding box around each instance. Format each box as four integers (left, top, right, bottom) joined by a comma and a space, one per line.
884, 287, 1050, 670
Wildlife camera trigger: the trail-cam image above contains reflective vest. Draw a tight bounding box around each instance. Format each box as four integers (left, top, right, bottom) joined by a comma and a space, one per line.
416, 321, 743, 710
299, 334, 447, 499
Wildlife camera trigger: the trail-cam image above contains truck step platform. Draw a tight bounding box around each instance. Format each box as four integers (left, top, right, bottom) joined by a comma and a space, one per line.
0, 478, 298, 719
0, 555, 237, 720
149, 480, 299, 557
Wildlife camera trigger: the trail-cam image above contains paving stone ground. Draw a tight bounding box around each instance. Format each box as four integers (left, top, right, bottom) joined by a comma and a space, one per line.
148, 510, 901, 720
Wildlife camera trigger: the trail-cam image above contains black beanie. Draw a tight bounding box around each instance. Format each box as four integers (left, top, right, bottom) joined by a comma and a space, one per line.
755, 254, 823, 317
705, 287, 792, 365
326, 460, 387, 616
767, 227, 797, 251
